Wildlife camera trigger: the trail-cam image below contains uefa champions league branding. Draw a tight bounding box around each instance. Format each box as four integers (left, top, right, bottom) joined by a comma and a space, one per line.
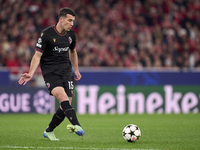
0, 88, 54, 113
33, 90, 52, 114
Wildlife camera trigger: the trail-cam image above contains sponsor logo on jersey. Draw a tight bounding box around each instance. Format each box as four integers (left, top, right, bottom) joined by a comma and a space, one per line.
36, 43, 42, 48
68, 37, 72, 44
38, 38, 42, 43
36, 38, 42, 48
53, 46, 69, 52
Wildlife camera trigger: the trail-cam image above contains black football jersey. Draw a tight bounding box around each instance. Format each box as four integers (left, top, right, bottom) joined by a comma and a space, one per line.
35, 25, 76, 76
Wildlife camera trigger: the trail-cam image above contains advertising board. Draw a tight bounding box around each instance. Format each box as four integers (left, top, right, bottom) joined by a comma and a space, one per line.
0, 87, 55, 113
68, 85, 200, 114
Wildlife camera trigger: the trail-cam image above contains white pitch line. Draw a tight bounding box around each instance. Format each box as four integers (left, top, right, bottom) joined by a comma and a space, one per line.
0, 146, 161, 150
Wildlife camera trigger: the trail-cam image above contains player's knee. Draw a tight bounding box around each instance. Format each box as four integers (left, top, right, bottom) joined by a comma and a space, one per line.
57, 94, 69, 102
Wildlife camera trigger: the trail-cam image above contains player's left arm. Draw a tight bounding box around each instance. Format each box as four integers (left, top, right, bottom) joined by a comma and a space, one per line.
69, 48, 81, 81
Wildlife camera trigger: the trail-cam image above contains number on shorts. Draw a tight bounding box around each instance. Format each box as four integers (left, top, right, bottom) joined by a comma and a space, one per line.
68, 81, 74, 89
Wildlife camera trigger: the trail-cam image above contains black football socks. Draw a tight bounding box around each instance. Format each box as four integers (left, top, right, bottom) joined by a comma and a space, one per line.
61, 101, 80, 126
46, 107, 65, 132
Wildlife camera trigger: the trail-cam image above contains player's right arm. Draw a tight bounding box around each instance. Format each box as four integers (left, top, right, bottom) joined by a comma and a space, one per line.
18, 50, 42, 85
19, 31, 47, 85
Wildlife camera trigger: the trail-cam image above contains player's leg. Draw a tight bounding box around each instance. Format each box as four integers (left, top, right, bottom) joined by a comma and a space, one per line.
44, 98, 71, 133
45, 106, 65, 132
51, 87, 84, 136
43, 74, 64, 140
66, 96, 84, 136
51, 87, 83, 127
44, 73, 84, 137
45, 87, 71, 133
60, 73, 84, 136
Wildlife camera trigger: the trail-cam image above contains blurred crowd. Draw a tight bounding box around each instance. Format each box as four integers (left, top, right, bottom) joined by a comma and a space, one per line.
0, 0, 200, 74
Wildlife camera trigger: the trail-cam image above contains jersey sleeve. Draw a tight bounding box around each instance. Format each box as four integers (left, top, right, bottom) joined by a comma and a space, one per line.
69, 31, 76, 50
35, 32, 48, 53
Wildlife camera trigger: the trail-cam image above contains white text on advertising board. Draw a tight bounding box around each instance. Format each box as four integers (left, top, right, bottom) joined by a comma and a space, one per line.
76, 85, 199, 114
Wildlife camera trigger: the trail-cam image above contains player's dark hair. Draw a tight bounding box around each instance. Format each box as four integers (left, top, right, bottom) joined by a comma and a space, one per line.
58, 8, 75, 18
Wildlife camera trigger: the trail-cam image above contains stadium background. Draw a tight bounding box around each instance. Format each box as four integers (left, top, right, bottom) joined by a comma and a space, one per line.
0, 0, 200, 114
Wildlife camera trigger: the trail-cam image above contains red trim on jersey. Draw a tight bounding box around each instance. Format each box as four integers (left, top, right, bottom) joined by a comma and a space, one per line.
35, 48, 44, 53
70, 46, 76, 52
54, 25, 67, 36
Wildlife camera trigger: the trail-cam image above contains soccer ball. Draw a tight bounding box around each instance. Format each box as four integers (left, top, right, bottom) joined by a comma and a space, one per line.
122, 124, 141, 142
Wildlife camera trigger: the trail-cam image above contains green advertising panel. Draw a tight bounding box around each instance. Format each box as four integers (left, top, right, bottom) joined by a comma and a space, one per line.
56, 85, 200, 114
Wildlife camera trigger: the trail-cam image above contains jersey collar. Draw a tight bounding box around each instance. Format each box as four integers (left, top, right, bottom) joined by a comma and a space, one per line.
54, 24, 67, 36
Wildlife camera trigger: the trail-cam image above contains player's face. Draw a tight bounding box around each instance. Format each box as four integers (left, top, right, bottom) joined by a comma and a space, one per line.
61, 14, 75, 31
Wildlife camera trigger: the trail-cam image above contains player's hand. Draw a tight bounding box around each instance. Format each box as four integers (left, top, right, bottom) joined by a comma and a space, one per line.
74, 71, 81, 81
18, 73, 33, 85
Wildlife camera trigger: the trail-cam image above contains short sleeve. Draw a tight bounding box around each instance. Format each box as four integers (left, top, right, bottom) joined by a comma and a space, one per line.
69, 31, 76, 50
35, 32, 48, 53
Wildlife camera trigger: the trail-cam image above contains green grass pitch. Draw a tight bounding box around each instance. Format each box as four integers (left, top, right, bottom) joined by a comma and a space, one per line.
0, 113, 199, 150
